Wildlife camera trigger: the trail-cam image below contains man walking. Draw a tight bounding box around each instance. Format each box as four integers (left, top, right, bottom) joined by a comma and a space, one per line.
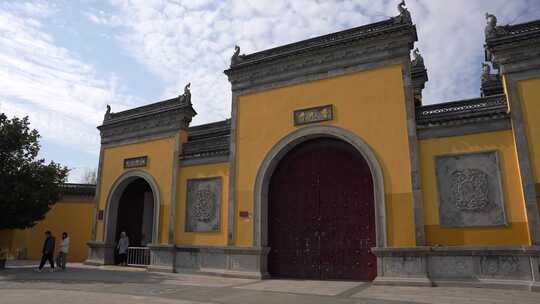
56, 232, 69, 270
37, 230, 55, 272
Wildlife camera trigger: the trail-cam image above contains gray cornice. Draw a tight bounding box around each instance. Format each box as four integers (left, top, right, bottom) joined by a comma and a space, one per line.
416, 94, 508, 128
417, 118, 511, 140
179, 119, 231, 162
224, 17, 418, 93
485, 19, 540, 73
98, 96, 196, 146
60, 183, 96, 197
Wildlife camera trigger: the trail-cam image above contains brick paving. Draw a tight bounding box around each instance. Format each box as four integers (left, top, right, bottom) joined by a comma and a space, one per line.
0, 261, 539, 304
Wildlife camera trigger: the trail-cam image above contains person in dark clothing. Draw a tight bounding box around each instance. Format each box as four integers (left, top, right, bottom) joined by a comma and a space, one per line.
36, 230, 55, 272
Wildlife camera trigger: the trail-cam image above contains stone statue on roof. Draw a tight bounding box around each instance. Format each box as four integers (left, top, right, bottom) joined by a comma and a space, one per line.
182, 83, 191, 104
396, 0, 412, 24
485, 13, 498, 38
104, 104, 111, 121
412, 48, 424, 67
481, 63, 491, 82
230, 45, 245, 67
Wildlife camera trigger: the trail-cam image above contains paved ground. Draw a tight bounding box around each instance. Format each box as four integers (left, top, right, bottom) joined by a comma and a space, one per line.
1, 261, 540, 304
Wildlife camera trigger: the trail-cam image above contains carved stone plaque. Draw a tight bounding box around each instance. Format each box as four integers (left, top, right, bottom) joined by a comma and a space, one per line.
435, 151, 507, 227
186, 177, 222, 232
293, 105, 333, 126
124, 156, 148, 169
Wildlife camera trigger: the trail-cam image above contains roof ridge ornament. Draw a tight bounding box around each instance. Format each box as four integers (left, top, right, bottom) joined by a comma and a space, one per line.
181, 82, 191, 104
485, 13, 498, 38
395, 0, 412, 24
412, 47, 424, 67
485, 13, 510, 39
104, 104, 112, 121
230, 45, 245, 67
481, 62, 491, 82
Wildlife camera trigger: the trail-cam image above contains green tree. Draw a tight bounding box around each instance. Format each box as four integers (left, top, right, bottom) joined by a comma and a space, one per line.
0, 113, 69, 229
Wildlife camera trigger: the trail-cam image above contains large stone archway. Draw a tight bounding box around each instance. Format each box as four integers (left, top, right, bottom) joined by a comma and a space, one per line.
103, 170, 161, 257
253, 125, 386, 252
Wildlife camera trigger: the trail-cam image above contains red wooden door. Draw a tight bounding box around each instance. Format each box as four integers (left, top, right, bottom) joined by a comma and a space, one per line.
268, 138, 376, 280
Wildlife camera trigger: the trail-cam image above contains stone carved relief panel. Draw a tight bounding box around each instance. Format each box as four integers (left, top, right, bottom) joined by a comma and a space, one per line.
186, 177, 222, 232
428, 256, 474, 279
478, 256, 532, 280
435, 151, 507, 227
383, 256, 424, 276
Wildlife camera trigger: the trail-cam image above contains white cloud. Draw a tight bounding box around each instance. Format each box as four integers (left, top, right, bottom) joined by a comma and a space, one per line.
108, 0, 385, 125
2, 0, 539, 180
0, 6, 141, 155
108, 0, 538, 115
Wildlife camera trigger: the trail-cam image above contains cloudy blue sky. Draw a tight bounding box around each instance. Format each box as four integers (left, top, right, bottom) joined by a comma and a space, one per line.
1, 0, 539, 182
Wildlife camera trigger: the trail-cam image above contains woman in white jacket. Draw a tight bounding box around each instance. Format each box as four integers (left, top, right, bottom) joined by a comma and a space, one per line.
57, 232, 69, 270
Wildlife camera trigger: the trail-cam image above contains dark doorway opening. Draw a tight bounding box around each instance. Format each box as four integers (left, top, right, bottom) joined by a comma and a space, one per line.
268, 137, 376, 280
115, 178, 154, 248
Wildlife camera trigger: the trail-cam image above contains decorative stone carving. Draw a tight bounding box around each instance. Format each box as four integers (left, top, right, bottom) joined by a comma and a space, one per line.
435, 151, 507, 227
182, 83, 191, 104
395, 0, 412, 24
480, 256, 519, 276
230, 45, 245, 67
186, 177, 222, 232
192, 189, 216, 223
485, 13, 498, 38
411, 48, 424, 67
450, 169, 489, 211
104, 104, 112, 121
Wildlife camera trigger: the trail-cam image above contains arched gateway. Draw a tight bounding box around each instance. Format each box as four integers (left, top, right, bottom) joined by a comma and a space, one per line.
253, 125, 386, 280
268, 137, 377, 280
103, 170, 160, 263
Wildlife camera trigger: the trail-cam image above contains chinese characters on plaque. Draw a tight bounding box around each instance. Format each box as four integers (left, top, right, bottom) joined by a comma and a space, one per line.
293, 105, 333, 126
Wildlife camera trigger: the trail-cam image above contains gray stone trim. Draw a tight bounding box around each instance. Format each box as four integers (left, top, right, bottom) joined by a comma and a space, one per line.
101, 130, 180, 149
91, 147, 105, 241
225, 21, 417, 94
103, 169, 161, 245
401, 57, 425, 246
229, 55, 410, 97
229, 17, 413, 67
168, 133, 180, 244
417, 118, 511, 139
85, 241, 115, 265
173, 245, 270, 279
180, 155, 229, 167
505, 71, 540, 245
416, 94, 508, 127
98, 98, 195, 146
60, 183, 96, 197
485, 19, 540, 74
148, 244, 175, 273
372, 246, 540, 291
253, 125, 386, 248
59, 195, 95, 203
227, 92, 239, 245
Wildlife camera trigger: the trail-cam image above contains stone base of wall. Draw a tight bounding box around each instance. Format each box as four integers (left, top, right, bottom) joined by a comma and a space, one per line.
172, 245, 269, 279
148, 244, 175, 273
85, 241, 115, 265
372, 246, 540, 291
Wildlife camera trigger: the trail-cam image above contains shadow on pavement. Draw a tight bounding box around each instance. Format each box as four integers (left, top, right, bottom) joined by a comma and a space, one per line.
1, 261, 172, 285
